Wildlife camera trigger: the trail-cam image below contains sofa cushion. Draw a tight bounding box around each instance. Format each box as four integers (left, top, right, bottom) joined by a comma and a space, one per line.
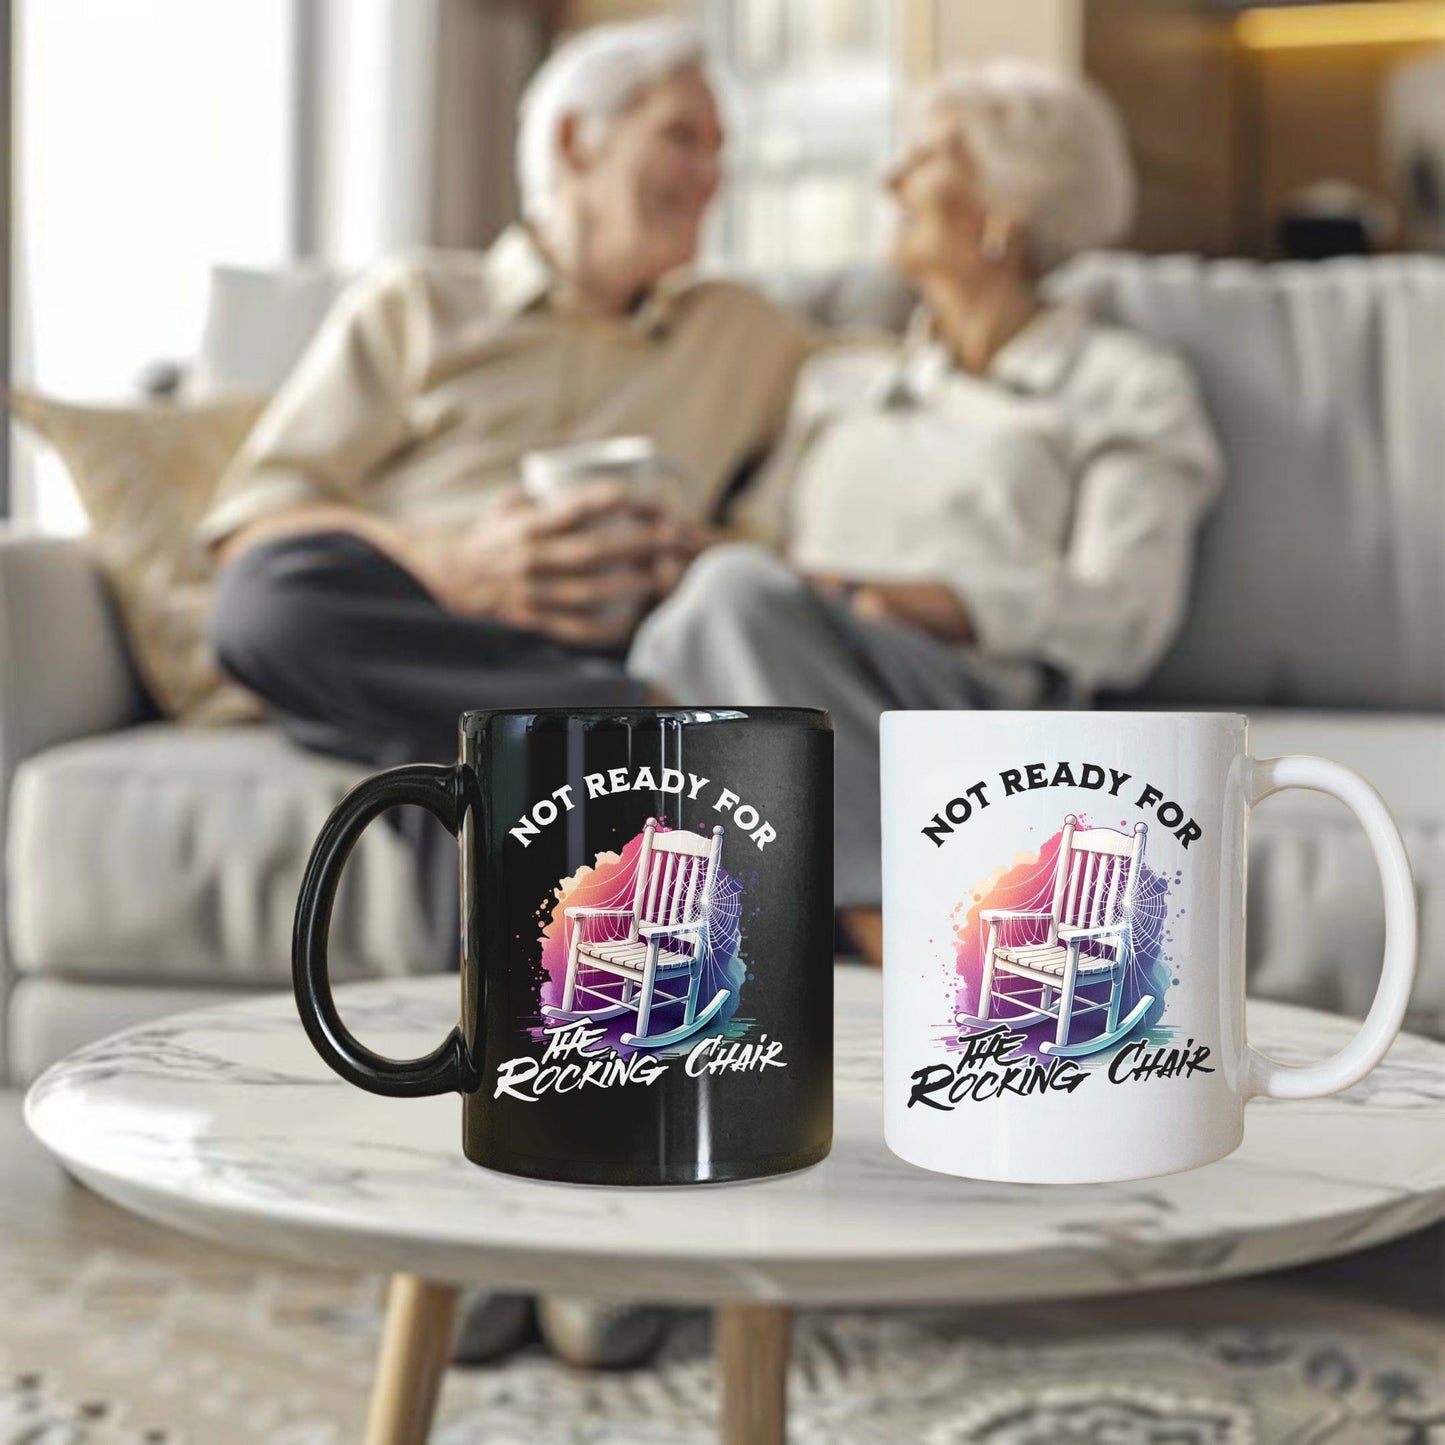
1052, 254, 1445, 712
7, 976, 277, 1086
7, 392, 266, 725
7, 723, 432, 985
1245, 710, 1445, 823
7, 709, 1440, 1038
193, 264, 347, 397
1242, 710, 1444, 1040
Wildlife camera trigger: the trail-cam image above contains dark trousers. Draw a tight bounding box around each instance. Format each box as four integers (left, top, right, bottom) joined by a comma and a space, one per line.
211, 530, 648, 768
210, 530, 649, 961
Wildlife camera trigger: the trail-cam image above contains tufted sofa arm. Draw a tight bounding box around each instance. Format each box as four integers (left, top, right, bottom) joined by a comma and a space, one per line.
0, 529, 152, 1074
0, 530, 152, 777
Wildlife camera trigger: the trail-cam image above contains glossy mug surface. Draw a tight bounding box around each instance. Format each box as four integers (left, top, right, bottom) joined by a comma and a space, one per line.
294, 707, 835, 1186
881, 711, 1417, 1184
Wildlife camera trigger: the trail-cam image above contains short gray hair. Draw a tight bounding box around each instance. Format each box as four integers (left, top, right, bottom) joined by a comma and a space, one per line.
517, 17, 710, 233
919, 61, 1137, 272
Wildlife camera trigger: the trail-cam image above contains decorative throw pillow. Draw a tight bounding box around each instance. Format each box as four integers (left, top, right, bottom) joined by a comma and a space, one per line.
8, 390, 268, 725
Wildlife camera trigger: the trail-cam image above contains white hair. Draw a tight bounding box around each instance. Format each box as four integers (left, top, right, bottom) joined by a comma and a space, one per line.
516, 16, 710, 233
919, 61, 1137, 272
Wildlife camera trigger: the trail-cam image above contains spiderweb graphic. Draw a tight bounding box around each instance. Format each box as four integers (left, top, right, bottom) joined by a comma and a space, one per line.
528, 821, 748, 1056
943, 815, 1174, 1061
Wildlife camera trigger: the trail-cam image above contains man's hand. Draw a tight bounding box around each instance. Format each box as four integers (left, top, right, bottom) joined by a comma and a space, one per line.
419, 483, 710, 647
808, 574, 974, 644
214, 484, 714, 650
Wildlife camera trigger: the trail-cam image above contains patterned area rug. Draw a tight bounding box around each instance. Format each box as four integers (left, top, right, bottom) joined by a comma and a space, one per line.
430, 1299, 1445, 1445
4, 1103, 1441, 1443
5, 1254, 1442, 1443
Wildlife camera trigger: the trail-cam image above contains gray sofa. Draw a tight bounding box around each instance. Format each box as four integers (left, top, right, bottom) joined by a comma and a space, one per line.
4, 253, 1443, 1083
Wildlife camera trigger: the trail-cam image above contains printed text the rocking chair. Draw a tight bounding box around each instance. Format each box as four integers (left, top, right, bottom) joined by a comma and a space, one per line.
542, 819, 728, 1049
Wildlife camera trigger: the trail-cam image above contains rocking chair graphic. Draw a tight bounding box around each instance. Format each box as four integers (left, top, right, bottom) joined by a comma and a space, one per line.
956, 814, 1153, 1058
541, 819, 730, 1049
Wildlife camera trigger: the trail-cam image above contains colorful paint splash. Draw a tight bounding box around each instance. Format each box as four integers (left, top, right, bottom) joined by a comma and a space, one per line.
945, 816, 1174, 1060
530, 822, 748, 1055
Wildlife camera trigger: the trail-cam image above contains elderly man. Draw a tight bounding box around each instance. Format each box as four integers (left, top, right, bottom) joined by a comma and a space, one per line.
206, 16, 810, 769
204, 16, 808, 1374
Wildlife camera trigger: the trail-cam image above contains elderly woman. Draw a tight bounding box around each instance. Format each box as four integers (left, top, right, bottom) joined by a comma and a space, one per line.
630, 63, 1224, 961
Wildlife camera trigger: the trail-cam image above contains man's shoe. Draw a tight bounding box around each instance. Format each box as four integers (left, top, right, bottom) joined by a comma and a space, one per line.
535, 1294, 673, 1369
450, 1290, 537, 1365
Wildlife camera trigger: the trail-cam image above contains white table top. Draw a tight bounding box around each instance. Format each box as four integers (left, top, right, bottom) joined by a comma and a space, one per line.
25, 968, 1445, 1306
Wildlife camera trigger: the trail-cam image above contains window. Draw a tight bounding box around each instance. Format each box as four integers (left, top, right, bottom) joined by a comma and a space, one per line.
704, 0, 899, 269
13, 0, 296, 530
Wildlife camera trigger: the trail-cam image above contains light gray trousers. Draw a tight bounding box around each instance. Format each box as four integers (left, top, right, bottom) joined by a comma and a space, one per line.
628, 544, 1050, 909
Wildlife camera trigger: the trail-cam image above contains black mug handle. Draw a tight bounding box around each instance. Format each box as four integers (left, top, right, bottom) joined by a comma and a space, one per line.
293, 763, 471, 1097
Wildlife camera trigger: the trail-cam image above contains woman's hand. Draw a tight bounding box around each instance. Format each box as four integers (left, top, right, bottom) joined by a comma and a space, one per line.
649, 511, 718, 599
808, 574, 974, 644
851, 581, 974, 642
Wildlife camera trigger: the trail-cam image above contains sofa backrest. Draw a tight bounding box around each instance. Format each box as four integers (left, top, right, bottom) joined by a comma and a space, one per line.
1050, 253, 1445, 712
197, 251, 1445, 713
193, 264, 347, 397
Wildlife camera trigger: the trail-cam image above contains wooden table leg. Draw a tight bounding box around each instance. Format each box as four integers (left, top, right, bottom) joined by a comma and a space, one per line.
364, 1274, 461, 1445
716, 1302, 792, 1445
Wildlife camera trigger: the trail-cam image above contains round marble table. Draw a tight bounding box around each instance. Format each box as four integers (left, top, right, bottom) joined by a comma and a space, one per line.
25, 968, 1445, 1445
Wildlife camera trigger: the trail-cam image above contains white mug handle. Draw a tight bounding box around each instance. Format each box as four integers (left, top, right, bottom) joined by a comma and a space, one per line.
1245, 754, 1418, 1099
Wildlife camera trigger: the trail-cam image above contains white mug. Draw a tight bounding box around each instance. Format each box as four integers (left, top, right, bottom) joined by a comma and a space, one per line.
520, 435, 671, 507
519, 436, 679, 628
880, 711, 1417, 1184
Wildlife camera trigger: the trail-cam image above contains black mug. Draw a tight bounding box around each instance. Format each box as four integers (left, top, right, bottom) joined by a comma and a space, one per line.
293, 707, 834, 1185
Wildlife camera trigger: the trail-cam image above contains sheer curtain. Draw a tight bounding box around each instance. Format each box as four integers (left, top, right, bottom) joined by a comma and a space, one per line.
703, 0, 899, 269
10, 0, 542, 531
311, 0, 545, 259
12, 0, 296, 530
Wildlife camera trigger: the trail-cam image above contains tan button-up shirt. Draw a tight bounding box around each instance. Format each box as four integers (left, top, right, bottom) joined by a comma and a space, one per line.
749, 305, 1224, 695
200, 226, 812, 544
